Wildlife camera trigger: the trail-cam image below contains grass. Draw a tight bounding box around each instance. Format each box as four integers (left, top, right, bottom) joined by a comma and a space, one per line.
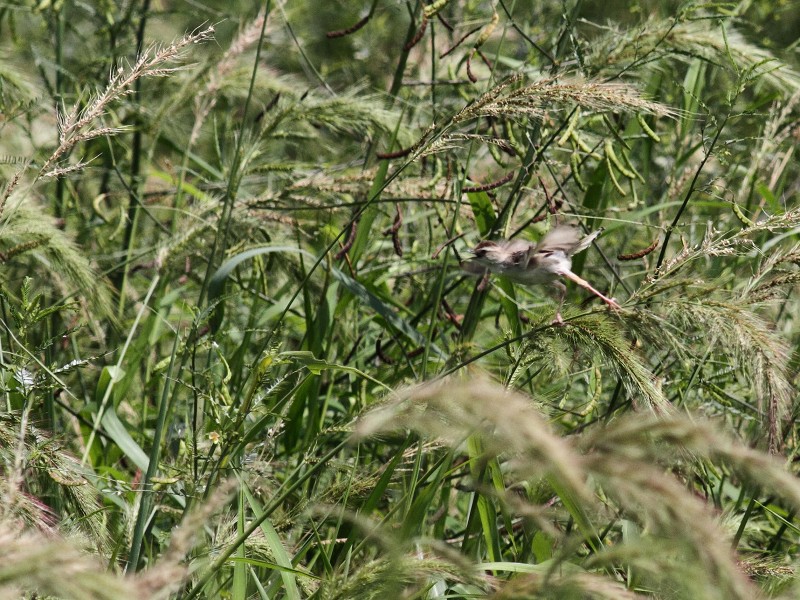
1, 0, 800, 598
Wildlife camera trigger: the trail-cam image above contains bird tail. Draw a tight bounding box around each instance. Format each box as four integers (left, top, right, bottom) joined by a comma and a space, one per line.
571, 227, 604, 255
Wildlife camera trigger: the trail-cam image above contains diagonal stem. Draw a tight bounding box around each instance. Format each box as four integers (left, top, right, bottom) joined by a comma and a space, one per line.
654, 114, 729, 273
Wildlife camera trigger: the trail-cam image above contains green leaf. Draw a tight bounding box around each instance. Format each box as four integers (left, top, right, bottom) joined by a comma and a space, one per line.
94, 365, 150, 470
330, 270, 446, 359
243, 483, 303, 599
208, 246, 315, 333
349, 160, 389, 263
100, 409, 149, 471
467, 191, 496, 236
233, 486, 247, 600
209, 246, 445, 358
95, 365, 124, 405
281, 350, 391, 392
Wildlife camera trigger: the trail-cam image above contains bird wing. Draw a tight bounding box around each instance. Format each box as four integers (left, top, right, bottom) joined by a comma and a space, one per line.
538, 226, 603, 256
492, 239, 532, 253
497, 239, 535, 267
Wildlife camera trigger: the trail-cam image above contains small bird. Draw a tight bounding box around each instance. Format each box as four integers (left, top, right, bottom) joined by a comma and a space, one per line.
461, 226, 621, 323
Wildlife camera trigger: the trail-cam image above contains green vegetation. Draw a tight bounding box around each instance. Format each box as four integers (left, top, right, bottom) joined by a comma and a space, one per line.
1, 1, 799, 598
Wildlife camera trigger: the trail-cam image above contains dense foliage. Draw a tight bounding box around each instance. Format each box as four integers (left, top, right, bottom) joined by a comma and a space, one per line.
1, 1, 800, 598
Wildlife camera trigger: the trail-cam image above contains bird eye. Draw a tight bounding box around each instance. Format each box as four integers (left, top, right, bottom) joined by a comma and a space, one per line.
472, 241, 494, 257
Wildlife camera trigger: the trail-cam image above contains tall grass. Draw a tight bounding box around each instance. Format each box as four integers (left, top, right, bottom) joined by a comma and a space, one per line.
1, 1, 799, 598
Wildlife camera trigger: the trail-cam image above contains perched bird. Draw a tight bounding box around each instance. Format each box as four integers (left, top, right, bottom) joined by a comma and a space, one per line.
461, 226, 620, 323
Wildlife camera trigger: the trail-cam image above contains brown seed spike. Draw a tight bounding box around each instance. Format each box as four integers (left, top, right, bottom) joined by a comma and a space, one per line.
618, 238, 659, 261
326, 14, 371, 39
334, 220, 358, 260
404, 15, 428, 51
463, 171, 514, 193
466, 50, 478, 83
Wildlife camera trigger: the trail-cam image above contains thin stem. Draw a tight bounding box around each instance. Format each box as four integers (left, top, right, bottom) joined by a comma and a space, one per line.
127, 289, 178, 572
197, 1, 272, 307
115, 0, 152, 301
654, 114, 729, 272
183, 438, 348, 600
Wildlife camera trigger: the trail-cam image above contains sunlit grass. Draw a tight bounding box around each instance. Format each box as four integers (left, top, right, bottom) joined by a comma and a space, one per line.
1, 1, 799, 598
